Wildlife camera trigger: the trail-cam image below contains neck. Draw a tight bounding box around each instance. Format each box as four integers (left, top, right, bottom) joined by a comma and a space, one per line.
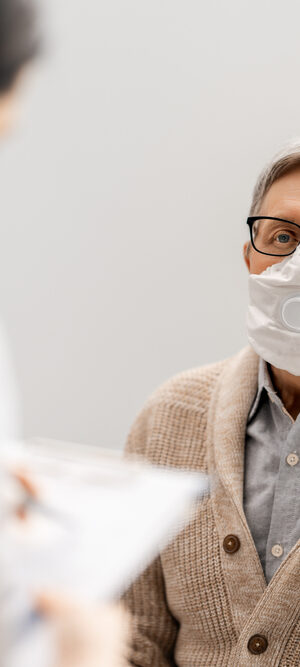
269, 364, 300, 420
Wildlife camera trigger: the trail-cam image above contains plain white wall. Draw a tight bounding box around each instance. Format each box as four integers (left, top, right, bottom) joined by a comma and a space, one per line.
0, 0, 299, 448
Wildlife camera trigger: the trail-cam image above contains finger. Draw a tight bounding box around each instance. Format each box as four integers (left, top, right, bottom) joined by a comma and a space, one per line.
35, 592, 83, 617
13, 469, 39, 498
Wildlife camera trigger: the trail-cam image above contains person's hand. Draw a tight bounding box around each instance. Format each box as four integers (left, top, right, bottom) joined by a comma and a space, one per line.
35, 593, 130, 667
11, 471, 130, 667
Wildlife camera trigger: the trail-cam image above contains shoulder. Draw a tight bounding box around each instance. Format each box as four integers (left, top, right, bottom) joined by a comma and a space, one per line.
144, 355, 231, 413
124, 352, 236, 467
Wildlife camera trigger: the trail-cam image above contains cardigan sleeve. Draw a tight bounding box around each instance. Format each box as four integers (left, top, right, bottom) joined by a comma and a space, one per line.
121, 401, 179, 667
122, 555, 179, 666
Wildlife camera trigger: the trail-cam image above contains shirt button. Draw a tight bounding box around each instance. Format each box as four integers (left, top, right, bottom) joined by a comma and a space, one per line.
271, 544, 283, 558
248, 634, 268, 654
223, 534, 240, 553
286, 452, 299, 466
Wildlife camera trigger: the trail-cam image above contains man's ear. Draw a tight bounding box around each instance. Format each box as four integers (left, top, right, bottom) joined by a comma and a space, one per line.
243, 241, 251, 272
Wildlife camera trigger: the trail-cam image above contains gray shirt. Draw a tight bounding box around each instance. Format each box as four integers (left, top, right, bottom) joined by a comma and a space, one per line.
244, 356, 300, 584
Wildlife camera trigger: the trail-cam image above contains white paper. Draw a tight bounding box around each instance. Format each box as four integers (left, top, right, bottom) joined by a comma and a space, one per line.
0, 438, 209, 667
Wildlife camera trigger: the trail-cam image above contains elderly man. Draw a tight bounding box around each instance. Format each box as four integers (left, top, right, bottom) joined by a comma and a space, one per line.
123, 141, 300, 666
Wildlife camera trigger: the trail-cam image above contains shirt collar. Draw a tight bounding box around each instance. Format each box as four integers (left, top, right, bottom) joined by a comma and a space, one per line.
248, 356, 279, 421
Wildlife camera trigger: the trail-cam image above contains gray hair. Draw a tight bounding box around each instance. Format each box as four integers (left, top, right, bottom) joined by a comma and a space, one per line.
246, 139, 300, 256
250, 138, 300, 216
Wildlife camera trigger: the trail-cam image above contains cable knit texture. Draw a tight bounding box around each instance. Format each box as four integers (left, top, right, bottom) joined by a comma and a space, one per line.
122, 345, 300, 666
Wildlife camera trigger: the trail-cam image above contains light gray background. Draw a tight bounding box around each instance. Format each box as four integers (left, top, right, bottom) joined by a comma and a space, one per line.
0, 0, 299, 449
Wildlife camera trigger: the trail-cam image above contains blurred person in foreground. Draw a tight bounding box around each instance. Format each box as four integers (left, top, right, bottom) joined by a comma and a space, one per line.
122, 140, 300, 666
0, 2, 129, 665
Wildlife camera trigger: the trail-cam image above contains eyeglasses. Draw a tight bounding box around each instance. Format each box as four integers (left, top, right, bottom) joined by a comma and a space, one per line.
247, 216, 300, 257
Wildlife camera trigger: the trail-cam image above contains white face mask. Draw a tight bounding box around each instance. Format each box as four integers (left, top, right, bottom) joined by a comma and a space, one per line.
246, 243, 300, 375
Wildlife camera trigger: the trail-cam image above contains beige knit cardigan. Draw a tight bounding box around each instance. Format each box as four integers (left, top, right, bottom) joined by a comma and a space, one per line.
122, 345, 300, 666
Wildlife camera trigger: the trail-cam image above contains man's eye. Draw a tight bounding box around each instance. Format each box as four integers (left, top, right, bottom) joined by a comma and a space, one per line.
276, 233, 291, 243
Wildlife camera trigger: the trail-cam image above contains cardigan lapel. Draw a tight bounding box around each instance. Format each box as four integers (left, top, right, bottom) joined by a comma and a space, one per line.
207, 345, 267, 633
210, 345, 259, 510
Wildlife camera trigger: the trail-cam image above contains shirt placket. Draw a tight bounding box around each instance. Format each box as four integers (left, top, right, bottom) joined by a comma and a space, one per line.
264, 397, 300, 582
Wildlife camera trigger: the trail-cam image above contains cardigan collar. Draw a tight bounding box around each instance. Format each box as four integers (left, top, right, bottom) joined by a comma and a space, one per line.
209, 344, 259, 511
206, 345, 266, 631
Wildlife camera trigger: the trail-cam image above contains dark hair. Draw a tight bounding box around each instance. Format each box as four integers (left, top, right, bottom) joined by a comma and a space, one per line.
0, 0, 40, 93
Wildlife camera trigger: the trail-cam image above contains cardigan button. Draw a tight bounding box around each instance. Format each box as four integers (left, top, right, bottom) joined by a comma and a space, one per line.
248, 635, 268, 654
223, 534, 240, 553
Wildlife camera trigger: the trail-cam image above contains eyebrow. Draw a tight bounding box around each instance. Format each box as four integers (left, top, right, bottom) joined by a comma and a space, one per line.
267, 214, 300, 224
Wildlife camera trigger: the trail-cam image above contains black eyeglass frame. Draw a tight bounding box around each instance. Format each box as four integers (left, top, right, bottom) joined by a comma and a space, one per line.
247, 215, 300, 257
